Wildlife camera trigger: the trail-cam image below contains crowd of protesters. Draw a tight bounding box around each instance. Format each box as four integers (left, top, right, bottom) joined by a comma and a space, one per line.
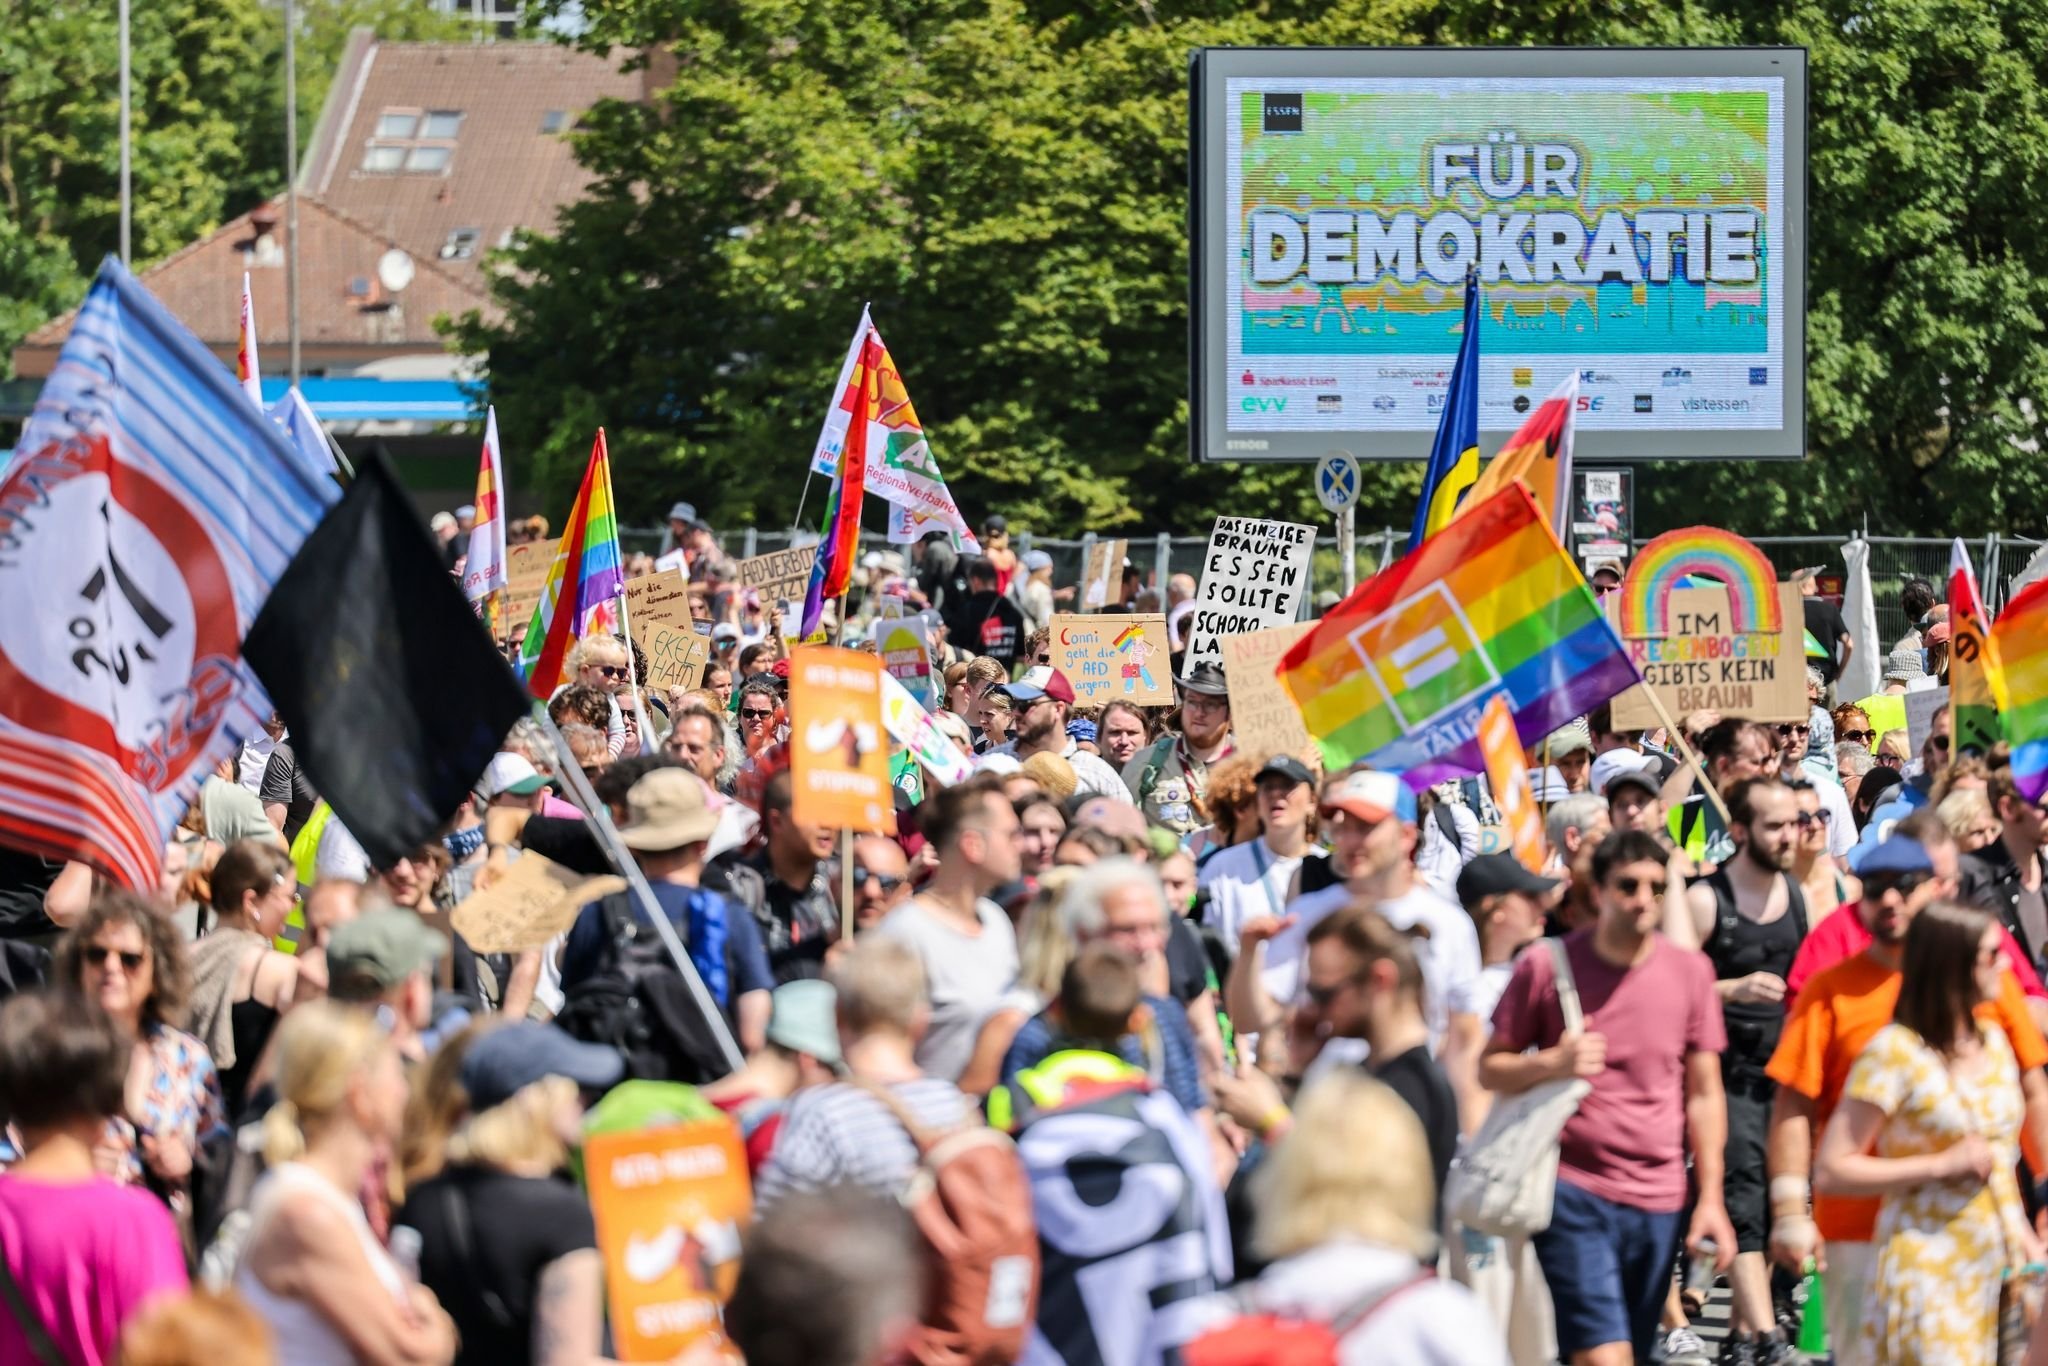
3, 515, 2044, 1366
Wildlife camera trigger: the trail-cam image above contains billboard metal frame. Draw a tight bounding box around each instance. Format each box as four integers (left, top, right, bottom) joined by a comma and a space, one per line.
1188, 46, 1809, 465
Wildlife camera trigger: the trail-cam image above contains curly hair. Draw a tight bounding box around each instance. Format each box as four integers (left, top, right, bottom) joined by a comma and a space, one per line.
1197, 753, 1265, 847
55, 889, 192, 1031
548, 684, 612, 731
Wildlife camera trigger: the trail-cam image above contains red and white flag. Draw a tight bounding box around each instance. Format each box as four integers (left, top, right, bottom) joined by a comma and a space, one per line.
460, 406, 508, 607
236, 272, 263, 406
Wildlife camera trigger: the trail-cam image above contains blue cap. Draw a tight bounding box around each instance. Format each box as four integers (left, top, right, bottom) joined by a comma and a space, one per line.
1858, 834, 1934, 877
1066, 718, 1098, 744
460, 1021, 624, 1111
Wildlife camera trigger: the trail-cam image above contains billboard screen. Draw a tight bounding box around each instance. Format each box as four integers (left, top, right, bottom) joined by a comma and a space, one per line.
1190, 48, 1807, 463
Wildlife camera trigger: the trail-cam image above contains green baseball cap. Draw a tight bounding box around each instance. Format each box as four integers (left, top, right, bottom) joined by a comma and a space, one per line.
327, 908, 447, 989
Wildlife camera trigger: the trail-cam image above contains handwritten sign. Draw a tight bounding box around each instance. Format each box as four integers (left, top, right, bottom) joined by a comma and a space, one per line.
1219, 622, 1319, 768
500, 541, 555, 639
586, 1121, 751, 1361
1082, 539, 1127, 610
449, 852, 625, 955
735, 548, 813, 614
880, 670, 974, 787
640, 622, 710, 695
790, 646, 894, 833
625, 569, 697, 644
876, 617, 935, 709
1184, 517, 1317, 668
1049, 614, 1173, 707
1608, 583, 1807, 729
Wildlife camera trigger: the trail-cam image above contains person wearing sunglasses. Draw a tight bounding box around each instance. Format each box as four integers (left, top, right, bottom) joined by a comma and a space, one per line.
736, 675, 783, 752
1776, 707, 1859, 865
1831, 704, 1875, 753
1958, 767, 2048, 987
824, 835, 915, 934
53, 890, 227, 1210
562, 635, 634, 758
1484, 829, 1737, 1366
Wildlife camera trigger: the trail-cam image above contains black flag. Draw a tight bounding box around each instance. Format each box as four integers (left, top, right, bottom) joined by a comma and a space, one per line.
244, 448, 530, 869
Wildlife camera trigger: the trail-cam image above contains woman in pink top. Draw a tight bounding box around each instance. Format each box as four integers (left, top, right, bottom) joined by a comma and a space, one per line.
0, 990, 188, 1365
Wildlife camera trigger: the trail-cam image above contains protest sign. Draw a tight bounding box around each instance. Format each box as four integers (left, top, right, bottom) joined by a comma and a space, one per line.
501, 541, 554, 637
789, 646, 894, 833
1476, 694, 1547, 873
1219, 622, 1318, 767
585, 1121, 751, 1361
449, 852, 625, 954
639, 622, 710, 695
625, 570, 700, 645
1607, 527, 1806, 730
1050, 614, 1173, 707
876, 617, 935, 709
1082, 539, 1127, 610
735, 547, 815, 616
1184, 517, 1317, 668
1906, 685, 1950, 754
880, 670, 974, 787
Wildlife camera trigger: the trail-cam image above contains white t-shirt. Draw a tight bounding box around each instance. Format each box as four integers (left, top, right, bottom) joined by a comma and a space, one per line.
1272, 882, 1481, 1047
1198, 837, 1303, 950
875, 898, 1018, 1083
1415, 802, 1480, 902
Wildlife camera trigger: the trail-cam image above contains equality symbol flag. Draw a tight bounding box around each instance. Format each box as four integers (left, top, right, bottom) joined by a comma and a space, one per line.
1280, 483, 1639, 787
0, 257, 338, 889
809, 308, 982, 555
1948, 538, 2002, 758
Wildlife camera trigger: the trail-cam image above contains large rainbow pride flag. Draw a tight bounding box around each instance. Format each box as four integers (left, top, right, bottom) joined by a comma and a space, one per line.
517, 429, 624, 697
801, 332, 882, 637
1992, 576, 2048, 798
1278, 484, 1640, 785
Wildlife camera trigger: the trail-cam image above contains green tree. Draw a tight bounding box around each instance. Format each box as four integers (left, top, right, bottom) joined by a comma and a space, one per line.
463, 0, 2048, 540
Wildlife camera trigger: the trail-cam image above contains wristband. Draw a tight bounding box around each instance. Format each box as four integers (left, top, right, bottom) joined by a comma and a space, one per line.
1256, 1104, 1292, 1138
1769, 1175, 1811, 1206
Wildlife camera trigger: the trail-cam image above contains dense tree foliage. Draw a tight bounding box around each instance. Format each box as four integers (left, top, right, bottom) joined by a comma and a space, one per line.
458, 0, 2048, 538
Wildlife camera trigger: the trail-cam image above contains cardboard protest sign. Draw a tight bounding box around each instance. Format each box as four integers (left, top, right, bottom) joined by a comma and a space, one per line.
639, 622, 710, 695
876, 616, 935, 708
1049, 614, 1173, 707
734, 547, 813, 614
1606, 527, 1806, 730
1219, 622, 1318, 767
789, 646, 894, 833
1082, 539, 1127, 610
625, 570, 696, 645
585, 1121, 751, 1361
500, 541, 554, 637
1184, 517, 1317, 669
449, 853, 624, 955
880, 670, 974, 787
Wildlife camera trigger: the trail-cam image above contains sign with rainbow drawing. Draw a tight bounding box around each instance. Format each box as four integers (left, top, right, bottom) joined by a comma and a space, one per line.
1050, 614, 1175, 707
1608, 525, 1805, 728
1189, 48, 1807, 465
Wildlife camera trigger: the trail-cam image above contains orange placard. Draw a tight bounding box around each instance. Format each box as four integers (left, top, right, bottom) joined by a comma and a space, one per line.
1476, 692, 1547, 874
584, 1120, 752, 1361
789, 645, 895, 834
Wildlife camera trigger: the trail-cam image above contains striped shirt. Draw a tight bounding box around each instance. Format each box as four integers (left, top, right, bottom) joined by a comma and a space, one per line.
753, 1078, 971, 1208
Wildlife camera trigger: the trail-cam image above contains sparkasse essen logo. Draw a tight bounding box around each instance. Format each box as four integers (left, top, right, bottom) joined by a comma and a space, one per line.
1262, 94, 1304, 133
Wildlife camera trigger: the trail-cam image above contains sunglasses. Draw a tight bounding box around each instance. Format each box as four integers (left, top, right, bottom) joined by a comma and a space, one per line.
1866, 871, 1932, 898
595, 665, 630, 680
1301, 978, 1353, 1010
1838, 729, 1874, 744
1930, 735, 1950, 752
84, 945, 146, 971
741, 707, 776, 721
1794, 809, 1832, 827
1776, 723, 1810, 736
1607, 875, 1667, 897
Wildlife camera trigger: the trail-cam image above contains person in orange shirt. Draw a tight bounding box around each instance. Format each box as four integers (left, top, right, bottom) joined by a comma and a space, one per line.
1763, 834, 2048, 1355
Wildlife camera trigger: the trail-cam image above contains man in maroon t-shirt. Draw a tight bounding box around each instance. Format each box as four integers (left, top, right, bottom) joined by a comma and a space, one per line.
1484, 829, 1736, 1364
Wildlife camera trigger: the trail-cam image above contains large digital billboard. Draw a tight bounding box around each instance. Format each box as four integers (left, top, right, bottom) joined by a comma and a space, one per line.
1190, 48, 1807, 463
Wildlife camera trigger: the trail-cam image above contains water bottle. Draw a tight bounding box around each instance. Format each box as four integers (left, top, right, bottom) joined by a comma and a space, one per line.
1795, 1257, 1829, 1361
1682, 1237, 1718, 1299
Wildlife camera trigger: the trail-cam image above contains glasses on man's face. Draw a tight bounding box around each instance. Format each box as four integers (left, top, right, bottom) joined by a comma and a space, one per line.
1608, 875, 1667, 897
1777, 723, 1810, 737
1301, 977, 1354, 1011
84, 945, 146, 972
1866, 871, 1932, 900
741, 707, 776, 722
1929, 735, 1951, 753
1839, 729, 1874, 744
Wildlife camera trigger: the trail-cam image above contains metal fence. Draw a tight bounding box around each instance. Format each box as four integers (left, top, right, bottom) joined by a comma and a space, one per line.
619, 523, 2045, 643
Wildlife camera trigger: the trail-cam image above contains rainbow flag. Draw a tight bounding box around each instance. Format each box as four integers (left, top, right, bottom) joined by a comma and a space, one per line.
801, 332, 882, 637
1950, 539, 2002, 757
1407, 272, 1480, 547
1279, 483, 1639, 786
236, 272, 263, 406
1992, 577, 2048, 798
1461, 370, 1577, 537
517, 429, 624, 697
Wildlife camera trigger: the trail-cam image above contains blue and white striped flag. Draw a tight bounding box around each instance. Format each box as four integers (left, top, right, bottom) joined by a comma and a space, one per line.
0, 256, 340, 890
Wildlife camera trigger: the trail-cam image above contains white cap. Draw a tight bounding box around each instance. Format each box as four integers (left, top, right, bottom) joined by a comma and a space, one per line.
478, 752, 549, 798
1591, 749, 1658, 796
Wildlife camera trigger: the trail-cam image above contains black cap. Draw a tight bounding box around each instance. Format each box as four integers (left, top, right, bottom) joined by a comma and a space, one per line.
1255, 755, 1315, 787
1456, 853, 1563, 906
1178, 661, 1229, 697
983, 514, 1008, 533
1604, 766, 1662, 801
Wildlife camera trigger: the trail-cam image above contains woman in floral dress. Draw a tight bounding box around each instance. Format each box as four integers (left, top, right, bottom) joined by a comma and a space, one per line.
1816, 901, 2043, 1363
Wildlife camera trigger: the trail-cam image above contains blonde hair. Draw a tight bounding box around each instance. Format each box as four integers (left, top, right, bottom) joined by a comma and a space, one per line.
400, 1016, 501, 1188
567, 633, 628, 675
828, 938, 925, 1037
260, 1001, 392, 1165
1938, 788, 1996, 843
1016, 869, 1080, 999
1253, 1070, 1437, 1261
446, 1075, 577, 1174
1020, 752, 1078, 804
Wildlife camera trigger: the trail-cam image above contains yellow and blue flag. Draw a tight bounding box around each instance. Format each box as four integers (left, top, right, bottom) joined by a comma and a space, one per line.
1408, 273, 1481, 548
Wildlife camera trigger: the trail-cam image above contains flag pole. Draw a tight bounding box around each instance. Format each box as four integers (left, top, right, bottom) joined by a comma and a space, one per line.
595, 438, 657, 746
538, 713, 743, 1074
1637, 683, 1734, 827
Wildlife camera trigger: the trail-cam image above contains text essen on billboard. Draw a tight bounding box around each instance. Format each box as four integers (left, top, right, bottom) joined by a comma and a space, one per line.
1190, 48, 1807, 464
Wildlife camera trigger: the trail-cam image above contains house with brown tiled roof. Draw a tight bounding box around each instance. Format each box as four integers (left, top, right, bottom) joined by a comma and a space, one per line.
10, 30, 641, 462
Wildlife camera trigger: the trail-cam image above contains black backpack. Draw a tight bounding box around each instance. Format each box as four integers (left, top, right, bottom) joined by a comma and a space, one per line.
553, 893, 731, 1084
